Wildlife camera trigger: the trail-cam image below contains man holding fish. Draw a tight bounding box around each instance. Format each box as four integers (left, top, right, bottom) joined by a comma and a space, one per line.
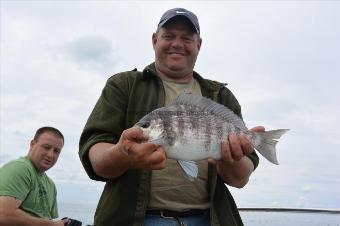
79, 7, 287, 226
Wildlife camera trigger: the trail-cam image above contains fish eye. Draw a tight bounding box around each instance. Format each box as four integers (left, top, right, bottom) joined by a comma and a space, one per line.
140, 122, 150, 128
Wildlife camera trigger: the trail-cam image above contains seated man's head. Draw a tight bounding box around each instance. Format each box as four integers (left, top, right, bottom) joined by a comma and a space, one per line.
28, 126, 64, 173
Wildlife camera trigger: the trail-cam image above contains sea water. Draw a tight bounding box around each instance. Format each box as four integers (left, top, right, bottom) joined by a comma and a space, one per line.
58, 202, 96, 225
240, 210, 340, 226
58, 201, 340, 226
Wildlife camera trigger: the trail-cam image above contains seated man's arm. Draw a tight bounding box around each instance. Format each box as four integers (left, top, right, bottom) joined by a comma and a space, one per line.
0, 196, 66, 226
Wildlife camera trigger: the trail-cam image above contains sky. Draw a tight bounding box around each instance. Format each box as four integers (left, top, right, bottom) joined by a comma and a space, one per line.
1, 0, 340, 223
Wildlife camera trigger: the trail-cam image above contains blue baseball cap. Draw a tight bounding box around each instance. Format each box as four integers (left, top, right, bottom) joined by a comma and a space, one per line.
157, 8, 200, 34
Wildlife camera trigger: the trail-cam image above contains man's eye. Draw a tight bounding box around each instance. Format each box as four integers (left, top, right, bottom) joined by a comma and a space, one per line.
42, 144, 51, 150
183, 36, 194, 42
163, 35, 173, 39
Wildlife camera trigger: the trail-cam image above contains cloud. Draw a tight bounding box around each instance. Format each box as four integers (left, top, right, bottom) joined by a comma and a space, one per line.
65, 35, 116, 71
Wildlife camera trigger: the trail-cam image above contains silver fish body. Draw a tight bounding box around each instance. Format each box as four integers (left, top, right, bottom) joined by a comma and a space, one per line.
136, 93, 288, 180
140, 105, 233, 161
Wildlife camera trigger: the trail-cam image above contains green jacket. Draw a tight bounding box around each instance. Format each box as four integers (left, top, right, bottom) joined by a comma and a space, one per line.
79, 63, 259, 226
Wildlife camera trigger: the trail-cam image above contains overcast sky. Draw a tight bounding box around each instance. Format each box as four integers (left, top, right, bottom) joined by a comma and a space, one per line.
1, 0, 340, 222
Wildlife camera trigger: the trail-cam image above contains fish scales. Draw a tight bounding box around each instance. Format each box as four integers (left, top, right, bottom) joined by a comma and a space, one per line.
167, 105, 224, 149
135, 93, 289, 180
143, 104, 240, 159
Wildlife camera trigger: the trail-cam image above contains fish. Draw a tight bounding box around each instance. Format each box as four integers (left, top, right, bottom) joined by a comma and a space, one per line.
135, 93, 289, 180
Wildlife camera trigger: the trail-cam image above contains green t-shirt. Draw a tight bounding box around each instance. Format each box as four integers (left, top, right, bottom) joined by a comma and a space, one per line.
0, 156, 58, 219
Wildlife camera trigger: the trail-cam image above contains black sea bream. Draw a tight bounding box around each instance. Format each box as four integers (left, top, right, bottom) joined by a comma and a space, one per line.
136, 93, 288, 180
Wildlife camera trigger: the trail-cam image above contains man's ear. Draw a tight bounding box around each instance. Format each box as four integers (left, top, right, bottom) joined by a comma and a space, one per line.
152, 33, 158, 49
197, 37, 202, 51
29, 139, 35, 149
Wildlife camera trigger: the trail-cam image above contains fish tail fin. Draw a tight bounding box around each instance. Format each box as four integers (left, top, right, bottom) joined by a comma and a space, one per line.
254, 129, 289, 165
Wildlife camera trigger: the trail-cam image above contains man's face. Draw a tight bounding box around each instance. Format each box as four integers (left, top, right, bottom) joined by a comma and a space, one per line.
152, 18, 202, 80
28, 132, 64, 173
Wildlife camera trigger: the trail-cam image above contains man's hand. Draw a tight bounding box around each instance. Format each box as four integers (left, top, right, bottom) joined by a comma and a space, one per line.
61, 217, 82, 226
114, 127, 166, 170
89, 127, 166, 178
0, 196, 65, 226
208, 126, 265, 188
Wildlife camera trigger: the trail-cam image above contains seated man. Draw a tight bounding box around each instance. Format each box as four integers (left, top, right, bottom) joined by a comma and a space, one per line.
0, 126, 81, 226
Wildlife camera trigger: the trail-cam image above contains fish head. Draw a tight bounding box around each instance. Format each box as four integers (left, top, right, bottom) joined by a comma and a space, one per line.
135, 113, 165, 145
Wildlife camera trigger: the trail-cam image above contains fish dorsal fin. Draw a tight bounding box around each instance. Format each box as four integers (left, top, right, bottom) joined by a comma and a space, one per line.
171, 93, 247, 130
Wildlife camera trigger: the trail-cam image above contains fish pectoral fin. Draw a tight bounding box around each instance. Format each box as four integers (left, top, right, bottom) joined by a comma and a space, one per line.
177, 160, 198, 181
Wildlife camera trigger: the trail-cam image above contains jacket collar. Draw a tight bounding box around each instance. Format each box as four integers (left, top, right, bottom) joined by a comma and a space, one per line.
142, 62, 226, 92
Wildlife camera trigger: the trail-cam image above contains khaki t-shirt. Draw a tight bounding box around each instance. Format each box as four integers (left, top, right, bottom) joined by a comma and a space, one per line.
147, 78, 210, 211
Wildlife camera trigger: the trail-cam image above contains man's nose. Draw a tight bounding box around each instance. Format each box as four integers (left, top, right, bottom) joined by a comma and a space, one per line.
46, 149, 55, 158
171, 37, 184, 48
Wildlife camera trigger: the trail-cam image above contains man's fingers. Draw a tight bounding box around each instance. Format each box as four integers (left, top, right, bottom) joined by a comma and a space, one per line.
221, 138, 233, 163
148, 148, 166, 169
126, 145, 166, 170
250, 126, 265, 133
229, 133, 243, 161
239, 133, 254, 156
117, 127, 151, 155
129, 142, 159, 156
122, 127, 148, 142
